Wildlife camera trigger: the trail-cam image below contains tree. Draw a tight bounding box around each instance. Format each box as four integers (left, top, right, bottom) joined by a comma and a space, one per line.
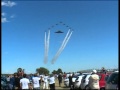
36, 67, 49, 75
52, 68, 63, 74
57, 68, 63, 74
52, 70, 57, 74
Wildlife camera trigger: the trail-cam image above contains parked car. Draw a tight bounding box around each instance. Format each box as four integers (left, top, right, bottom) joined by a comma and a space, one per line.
64, 74, 79, 87
105, 71, 118, 89
80, 74, 91, 89
64, 77, 69, 87
74, 75, 85, 89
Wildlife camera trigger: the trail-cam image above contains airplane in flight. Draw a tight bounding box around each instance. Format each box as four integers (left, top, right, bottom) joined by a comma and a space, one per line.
55, 30, 64, 33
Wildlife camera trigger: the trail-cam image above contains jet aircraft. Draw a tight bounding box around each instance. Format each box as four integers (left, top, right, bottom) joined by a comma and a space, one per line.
55, 30, 64, 33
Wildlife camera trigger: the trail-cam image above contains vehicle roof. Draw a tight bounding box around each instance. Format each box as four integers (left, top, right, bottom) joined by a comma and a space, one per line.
82, 73, 91, 75
77, 75, 84, 77
114, 71, 119, 72
113, 71, 119, 73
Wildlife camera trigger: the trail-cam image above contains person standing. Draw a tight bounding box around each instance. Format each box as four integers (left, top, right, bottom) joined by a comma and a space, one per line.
39, 75, 44, 86
88, 70, 100, 90
14, 74, 21, 89
6, 75, 10, 88
58, 73, 62, 87
68, 74, 73, 90
9, 74, 15, 89
20, 74, 30, 89
48, 74, 55, 90
72, 73, 75, 89
63, 72, 66, 80
43, 74, 49, 89
32, 73, 40, 90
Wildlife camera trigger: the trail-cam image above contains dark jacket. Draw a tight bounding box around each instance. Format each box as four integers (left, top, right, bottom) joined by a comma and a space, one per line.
58, 74, 62, 81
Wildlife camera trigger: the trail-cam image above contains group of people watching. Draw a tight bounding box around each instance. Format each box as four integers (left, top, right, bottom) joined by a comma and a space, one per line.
4, 73, 56, 90
3, 69, 104, 90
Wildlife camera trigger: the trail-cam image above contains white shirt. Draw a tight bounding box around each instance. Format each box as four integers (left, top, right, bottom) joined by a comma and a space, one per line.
7, 77, 10, 82
48, 76, 55, 84
20, 78, 30, 89
32, 77, 40, 88
89, 74, 100, 89
43, 76, 49, 83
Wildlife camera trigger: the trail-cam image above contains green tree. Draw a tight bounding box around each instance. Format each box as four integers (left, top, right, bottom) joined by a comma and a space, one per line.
36, 67, 49, 75
52, 70, 57, 74
57, 68, 63, 74
51, 68, 63, 74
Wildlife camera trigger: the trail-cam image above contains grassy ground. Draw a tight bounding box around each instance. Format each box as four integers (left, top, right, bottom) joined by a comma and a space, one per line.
38, 79, 70, 90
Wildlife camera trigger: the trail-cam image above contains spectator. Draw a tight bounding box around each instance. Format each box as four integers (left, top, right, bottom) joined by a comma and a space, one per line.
63, 73, 66, 80
88, 70, 100, 90
68, 74, 73, 90
48, 74, 55, 90
43, 74, 49, 89
14, 73, 21, 89
6, 75, 10, 84
40, 75, 44, 86
58, 73, 62, 87
20, 74, 30, 89
72, 73, 75, 89
101, 67, 106, 74
32, 73, 40, 90
9, 74, 15, 89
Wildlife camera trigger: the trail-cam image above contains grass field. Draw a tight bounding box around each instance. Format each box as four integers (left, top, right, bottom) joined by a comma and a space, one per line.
38, 79, 70, 90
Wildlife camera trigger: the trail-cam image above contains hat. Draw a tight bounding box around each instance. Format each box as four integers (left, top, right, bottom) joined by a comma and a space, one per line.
92, 70, 97, 73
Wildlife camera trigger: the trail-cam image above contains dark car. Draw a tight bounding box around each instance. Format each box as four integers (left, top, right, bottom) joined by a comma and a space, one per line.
105, 71, 118, 89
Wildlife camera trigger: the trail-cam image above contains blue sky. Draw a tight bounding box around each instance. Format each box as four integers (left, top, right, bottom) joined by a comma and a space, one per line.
2, 0, 118, 74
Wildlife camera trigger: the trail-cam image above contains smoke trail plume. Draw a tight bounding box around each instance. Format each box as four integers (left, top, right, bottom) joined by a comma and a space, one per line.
44, 32, 47, 64
46, 30, 50, 63
44, 30, 50, 64
51, 30, 71, 64
51, 30, 73, 64
53, 31, 73, 61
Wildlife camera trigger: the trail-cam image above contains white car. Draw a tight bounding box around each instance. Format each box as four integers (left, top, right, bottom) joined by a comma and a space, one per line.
64, 73, 72, 87
80, 74, 91, 89
64, 75, 78, 87
74, 75, 85, 89
105, 71, 118, 89
64, 77, 69, 87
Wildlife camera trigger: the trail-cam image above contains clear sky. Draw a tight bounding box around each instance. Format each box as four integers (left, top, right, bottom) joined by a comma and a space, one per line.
2, 0, 118, 74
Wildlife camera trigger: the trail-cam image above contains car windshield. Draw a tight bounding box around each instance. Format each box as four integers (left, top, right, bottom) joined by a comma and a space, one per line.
107, 73, 118, 84
83, 75, 87, 79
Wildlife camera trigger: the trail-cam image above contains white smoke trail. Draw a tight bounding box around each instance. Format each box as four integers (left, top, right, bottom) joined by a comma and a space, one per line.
46, 30, 50, 63
44, 30, 50, 64
51, 29, 71, 64
44, 32, 47, 64
51, 30, 73, 64
52, 31, 73, 64
57, 31, 73, 55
